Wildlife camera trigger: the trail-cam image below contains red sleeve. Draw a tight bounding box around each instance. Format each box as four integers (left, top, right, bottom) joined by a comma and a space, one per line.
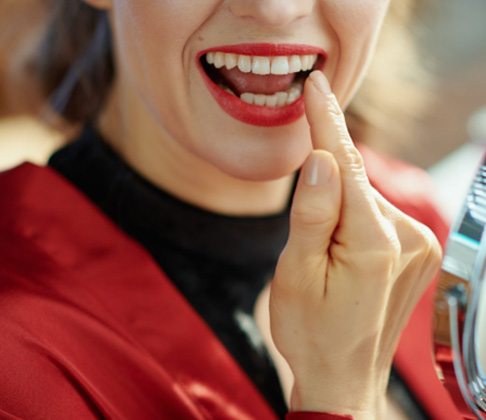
286, 413, 353, 420
0, 319, 98, 419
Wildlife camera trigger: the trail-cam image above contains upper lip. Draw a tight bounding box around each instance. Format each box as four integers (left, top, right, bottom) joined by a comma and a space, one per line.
197, 43, 327, 60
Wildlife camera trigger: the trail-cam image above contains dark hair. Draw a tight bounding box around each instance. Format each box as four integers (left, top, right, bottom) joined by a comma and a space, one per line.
38, 1, 113, 123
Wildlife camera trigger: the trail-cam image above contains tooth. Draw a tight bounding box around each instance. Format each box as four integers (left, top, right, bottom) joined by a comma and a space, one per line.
251, 57, 271, 75
290, 83, 302, 94
310, 54, 318, 68
241, 92, 255, 105
302, 54, 317, 71
254, 94, 266, 106
214, 52, 225, 69
225, 53, 237, 70
309, 54, 318, 69
237, 55, 252, 73
289, 55, 302, 73
276, 92, 288, 106
265, 94, 278, 107
209, 52, 318, 73
288, 83, 303, 101
240, 90, 304, 107
287, 89, 300, 104
206, 52, 215, 65
271, 57, 290, 75
302, 55, 312, 71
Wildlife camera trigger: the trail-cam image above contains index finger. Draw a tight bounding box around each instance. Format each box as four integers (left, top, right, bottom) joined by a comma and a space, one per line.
304, 71, 384, 241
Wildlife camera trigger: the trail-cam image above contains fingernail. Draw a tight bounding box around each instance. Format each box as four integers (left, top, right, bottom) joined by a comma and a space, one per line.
309, 71, 331, 95
304, 153, 332, 186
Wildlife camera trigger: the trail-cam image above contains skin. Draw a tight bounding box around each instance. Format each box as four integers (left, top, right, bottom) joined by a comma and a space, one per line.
84, 1, 443, 418
88, 0, 390, 215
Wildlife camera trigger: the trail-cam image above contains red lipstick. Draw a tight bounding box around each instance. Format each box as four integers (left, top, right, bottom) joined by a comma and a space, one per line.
196, 43, 327, 127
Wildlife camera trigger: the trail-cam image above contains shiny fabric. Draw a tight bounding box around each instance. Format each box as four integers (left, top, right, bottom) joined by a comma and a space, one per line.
0, 147, 465, 419
0, 163, 277, 419
47, 127, 290, 416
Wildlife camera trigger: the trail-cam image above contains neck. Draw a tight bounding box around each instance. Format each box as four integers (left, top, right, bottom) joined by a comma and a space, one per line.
97, 81, 295, 217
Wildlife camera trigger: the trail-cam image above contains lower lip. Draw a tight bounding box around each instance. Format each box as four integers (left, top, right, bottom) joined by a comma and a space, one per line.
197, 63, 305, 127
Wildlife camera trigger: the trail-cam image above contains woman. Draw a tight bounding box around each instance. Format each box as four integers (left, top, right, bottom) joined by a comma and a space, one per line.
0, 1, 462, 419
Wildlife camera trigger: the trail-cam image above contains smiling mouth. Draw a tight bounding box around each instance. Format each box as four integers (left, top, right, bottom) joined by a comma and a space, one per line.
200, 51, 325, 108
196, 44, 327, 126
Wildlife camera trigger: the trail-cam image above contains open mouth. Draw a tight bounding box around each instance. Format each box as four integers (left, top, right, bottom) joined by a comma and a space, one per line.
201, 52, 323, 107
197, 44, 327, 126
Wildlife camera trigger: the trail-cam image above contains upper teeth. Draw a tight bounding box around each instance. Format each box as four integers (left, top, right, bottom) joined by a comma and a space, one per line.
206, 52, 318, 75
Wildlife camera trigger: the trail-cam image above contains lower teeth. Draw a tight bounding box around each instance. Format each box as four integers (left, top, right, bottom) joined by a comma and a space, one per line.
220, 84, 303, 107
240, 85, 302, 107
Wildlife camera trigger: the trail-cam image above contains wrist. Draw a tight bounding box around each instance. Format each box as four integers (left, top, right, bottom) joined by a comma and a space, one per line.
286, 412, 354, 420
290, 380, 382, 420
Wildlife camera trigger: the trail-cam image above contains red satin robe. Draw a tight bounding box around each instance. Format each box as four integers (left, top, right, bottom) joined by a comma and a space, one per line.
0, 147, 463, 419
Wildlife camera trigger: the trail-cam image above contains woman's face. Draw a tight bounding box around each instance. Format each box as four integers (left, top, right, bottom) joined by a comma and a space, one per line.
100, 0, 390, 180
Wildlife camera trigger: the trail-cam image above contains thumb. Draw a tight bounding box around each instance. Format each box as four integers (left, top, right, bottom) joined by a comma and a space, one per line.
285, 150, 341, 262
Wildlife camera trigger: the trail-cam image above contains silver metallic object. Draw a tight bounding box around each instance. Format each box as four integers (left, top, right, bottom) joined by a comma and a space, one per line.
434, 151, 486, 417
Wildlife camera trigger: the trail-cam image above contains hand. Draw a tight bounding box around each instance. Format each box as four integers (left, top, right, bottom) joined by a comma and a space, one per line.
269, 71, 442, 419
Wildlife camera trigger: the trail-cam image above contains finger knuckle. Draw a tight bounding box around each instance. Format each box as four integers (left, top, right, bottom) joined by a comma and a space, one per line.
373, 223, 401, 255
372, 252, 400, 279
368, 228, 402, 276
337, 144, 365, 173
412, 223, 442, 260
327, 93, 344, 119
422, 231, 443, 267
290, 203, 332, 230
400, 223, 442, 282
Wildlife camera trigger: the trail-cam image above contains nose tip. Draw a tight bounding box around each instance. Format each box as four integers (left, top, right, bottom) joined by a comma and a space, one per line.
229, 0, 314, 27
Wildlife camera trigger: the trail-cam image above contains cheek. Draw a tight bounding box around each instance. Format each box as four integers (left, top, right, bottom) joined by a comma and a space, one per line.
112, 1, 203, 79
110, 1, 219, 134
325, 0, 390, 33
321, 0, 390, 104
116, 0, 217, 38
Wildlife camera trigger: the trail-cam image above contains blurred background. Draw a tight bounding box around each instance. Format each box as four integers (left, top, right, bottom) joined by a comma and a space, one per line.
410, 0, 486, 167
0, 0, 485, 220
410, 0, 486, 219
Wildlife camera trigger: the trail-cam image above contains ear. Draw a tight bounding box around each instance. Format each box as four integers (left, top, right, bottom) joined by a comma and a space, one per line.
82, 0, 112, 10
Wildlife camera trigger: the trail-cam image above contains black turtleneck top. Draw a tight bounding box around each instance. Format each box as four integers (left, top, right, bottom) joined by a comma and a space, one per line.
48, 125, 426, 420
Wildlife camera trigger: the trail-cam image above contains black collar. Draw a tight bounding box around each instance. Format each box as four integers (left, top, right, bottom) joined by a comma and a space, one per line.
48, 124, 291, 267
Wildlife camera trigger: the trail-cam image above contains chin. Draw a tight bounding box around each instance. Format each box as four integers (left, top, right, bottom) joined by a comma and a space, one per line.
212, 141, 311, 182
180, 103, 313, 182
